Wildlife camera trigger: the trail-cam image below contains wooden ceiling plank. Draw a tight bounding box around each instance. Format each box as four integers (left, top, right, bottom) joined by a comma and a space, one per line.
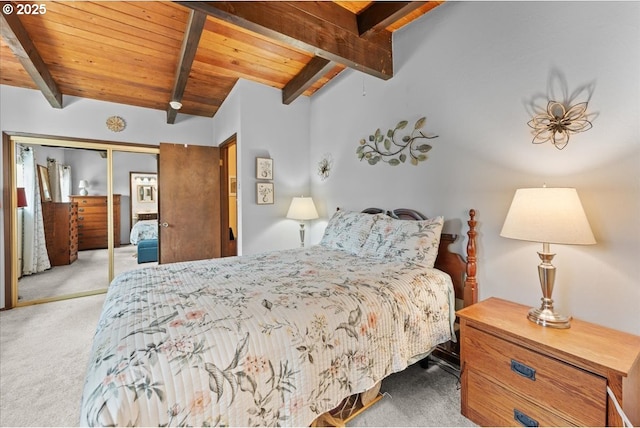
385, 2, 443, 31
0, 8, 63, 108
51, 69, 172, 99
357, 2, 427, 37
24, 3, 183, 56
167, 10, 207, 124
282, 56, 334, 105
194, 57, 290, 89
45, 2, 185, 47
303, 63, 346, 96
197, 34, 312, 79
202, 20, 311, 69
178, 1, 393, 80
96, 1, 190, 32
29, 34, 177, 75
24, 23, 180, 67
334, 1, 373, 14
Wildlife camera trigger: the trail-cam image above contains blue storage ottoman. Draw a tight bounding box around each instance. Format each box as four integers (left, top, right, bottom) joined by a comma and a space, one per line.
137, 239, 158, 263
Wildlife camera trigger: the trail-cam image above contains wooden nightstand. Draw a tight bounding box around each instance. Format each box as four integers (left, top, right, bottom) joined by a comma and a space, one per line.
457, 297, 640, 427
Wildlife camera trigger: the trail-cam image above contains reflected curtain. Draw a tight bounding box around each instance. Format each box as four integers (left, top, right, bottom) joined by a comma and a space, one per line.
46, 157, 72, 202
18, 145, 51, 276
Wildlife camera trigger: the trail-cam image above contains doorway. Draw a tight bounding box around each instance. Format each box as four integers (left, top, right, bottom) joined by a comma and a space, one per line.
220, 135, 238, 257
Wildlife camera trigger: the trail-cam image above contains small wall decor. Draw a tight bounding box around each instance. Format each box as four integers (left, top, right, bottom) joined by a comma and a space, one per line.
256, 182, 274, 204
356, 116, 438, 166
528, 101, 592, 150
106, 115, 126, 132
317, 153, 333, 181
229, 176, 237, 196
256, 157, 273, 180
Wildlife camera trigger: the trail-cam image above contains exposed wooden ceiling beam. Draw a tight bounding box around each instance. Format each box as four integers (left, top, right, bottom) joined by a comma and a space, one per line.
167, 10, 207, 124
282, 57, 334, 105
177, 1, 393, 80
358, 2, 427, 37
0, 4, 62, 108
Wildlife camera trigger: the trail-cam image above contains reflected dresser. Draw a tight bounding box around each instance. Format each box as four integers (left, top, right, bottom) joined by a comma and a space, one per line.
70, 195, 121, 250
42, 201, 78, 266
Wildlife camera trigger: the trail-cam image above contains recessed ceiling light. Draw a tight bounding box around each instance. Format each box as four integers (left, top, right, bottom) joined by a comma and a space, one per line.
169, 101, 182, 110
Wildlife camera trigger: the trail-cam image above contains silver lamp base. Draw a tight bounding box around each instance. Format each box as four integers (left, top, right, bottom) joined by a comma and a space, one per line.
528, 299, 571, 329
529, 245, 571, 329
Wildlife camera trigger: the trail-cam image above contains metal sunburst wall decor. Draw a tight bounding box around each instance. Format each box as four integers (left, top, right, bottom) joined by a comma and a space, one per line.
356, 116, 438, 166
528, 101, 592, 150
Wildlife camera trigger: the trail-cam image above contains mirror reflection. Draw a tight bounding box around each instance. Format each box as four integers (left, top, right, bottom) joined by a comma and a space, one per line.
16, 143, 110, 302
15, 144, 159, 304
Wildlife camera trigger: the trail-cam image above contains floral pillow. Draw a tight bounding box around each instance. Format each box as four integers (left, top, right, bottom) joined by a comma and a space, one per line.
319, 210, 380, 254
359, 216, 444, 268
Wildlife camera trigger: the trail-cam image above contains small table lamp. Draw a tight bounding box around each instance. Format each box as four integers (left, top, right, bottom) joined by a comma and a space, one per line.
17, 187, 27, 208
500, 187, 596, 328
286, 196, 319, 247
79, 180, 89, 196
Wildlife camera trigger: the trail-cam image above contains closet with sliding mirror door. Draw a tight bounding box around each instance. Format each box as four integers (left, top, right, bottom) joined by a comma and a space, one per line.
4, 133, 159, 308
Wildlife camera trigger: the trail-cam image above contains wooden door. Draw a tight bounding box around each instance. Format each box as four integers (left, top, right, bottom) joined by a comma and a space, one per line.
158, 143, 221, 263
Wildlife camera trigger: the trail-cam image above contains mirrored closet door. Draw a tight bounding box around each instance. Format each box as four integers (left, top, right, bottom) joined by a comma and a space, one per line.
6, 134, 159, 307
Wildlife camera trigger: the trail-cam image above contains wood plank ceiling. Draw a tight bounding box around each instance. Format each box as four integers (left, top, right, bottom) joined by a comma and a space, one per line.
0, 1, 442, 123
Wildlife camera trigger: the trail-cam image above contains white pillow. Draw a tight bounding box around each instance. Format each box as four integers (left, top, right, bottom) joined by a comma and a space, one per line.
319, 210, 379, 254
359, 216, 444, 268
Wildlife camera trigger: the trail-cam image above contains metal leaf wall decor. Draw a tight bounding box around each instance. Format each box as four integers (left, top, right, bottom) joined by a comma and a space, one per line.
527, 101, 592, 150
356, 117, 438, 166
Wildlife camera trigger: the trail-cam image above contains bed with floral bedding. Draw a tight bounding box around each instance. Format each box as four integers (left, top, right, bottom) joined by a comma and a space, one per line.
80, 208, 478, 427
129, 219, 158, 245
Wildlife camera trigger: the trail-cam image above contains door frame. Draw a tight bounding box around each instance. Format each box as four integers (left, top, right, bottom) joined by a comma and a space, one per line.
2, 131, 159, 309
219, 134, 237, 257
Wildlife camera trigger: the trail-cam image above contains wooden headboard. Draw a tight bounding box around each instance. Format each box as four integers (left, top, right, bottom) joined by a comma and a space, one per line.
360, 207, 478, 309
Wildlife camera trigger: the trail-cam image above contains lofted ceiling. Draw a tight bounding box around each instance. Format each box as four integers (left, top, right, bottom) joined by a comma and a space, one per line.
0, 1, 442, 123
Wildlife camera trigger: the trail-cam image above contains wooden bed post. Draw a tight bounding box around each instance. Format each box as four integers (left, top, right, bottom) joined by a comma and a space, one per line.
464, 209, 478, 307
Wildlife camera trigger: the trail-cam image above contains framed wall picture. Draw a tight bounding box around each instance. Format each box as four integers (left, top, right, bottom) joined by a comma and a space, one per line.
256, 157, 273, 180
229, 176, 237, 196
256, 182, 274, 205
137, 185, 155, 202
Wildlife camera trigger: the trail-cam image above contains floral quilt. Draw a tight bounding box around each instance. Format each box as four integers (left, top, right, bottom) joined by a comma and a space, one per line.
80, 246, 455, 427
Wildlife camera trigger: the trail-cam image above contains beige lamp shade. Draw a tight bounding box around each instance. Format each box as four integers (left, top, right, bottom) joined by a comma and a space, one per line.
17, 187, 27, 208
286, 197, 319, 221
500, 187, 596, 245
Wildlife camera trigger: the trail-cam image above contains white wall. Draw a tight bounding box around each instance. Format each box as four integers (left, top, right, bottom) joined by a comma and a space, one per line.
308, 1, 640, 334
213, 80, 311, 255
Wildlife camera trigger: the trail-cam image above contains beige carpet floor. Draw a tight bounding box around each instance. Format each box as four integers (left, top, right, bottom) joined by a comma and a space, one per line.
0, 294, 106, 427
18, 245, 157, 302
1, 293, 474, 427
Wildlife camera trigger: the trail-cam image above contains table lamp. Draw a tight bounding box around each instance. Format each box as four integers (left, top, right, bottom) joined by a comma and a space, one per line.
17, 187, 27, 208
286, 196, 318, 247
79, 180, 89, 196
500, 187, 596, 328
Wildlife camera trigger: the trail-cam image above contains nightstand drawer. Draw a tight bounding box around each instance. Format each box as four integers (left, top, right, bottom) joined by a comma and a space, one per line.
467, 370, 575, 426
464, 326, 606, 426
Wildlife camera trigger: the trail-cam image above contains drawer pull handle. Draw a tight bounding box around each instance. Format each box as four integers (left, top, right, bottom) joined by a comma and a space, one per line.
511, 359, 536, 381
514, 409, 538, 427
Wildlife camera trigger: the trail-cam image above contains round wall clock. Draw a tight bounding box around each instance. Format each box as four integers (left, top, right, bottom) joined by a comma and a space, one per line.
106, 115, 126, 132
